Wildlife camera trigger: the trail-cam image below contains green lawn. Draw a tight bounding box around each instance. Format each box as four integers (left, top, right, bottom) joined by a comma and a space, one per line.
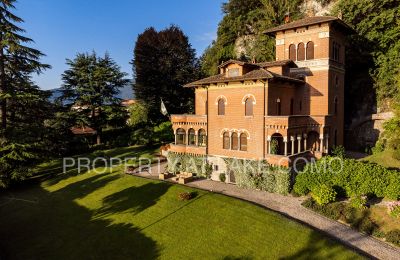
0, 146, 363, 259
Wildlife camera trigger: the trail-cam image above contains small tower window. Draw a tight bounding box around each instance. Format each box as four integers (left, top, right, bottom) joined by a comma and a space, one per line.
218, 98, 225, 115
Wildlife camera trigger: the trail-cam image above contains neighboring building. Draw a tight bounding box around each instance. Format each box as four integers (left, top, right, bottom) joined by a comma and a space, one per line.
169, 16, 353, 180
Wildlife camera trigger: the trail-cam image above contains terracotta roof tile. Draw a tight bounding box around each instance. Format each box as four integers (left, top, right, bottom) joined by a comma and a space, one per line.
184, 68, 303, 87
263, 16, 354, 34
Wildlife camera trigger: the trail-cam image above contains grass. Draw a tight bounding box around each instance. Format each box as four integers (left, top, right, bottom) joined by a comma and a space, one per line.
362, 149, 400, 169
0, 146, 364, 259
370, 205, 400, 233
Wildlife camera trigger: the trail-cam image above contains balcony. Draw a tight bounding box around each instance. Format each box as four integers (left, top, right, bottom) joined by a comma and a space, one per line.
171, 114, 207, 126
265, 115, 327, 129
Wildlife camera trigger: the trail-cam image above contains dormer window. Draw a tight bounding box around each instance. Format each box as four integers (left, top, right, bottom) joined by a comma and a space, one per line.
227, 68, 239, 77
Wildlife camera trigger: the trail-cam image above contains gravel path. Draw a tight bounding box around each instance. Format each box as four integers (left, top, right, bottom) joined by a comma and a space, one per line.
135, 163, 400, 260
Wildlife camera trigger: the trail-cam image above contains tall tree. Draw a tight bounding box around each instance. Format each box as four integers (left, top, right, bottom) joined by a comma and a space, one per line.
61, 52, 129, 144
0, 0, 50, 130
132, 25, 200, 122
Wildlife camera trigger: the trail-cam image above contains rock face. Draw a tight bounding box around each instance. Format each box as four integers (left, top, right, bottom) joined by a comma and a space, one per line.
300, 0, 338, 17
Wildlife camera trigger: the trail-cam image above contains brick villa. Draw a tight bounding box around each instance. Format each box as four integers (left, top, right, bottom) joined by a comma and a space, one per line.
169, 16, 353, 181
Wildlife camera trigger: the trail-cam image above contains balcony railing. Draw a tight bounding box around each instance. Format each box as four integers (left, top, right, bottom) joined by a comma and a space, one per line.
171, 114, 207, 125
169, 144, 207, 155
265, 115, 327, 128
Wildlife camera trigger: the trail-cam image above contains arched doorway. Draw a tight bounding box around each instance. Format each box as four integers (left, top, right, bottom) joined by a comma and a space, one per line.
307, 131, 319, 152
271, 133, 284, 155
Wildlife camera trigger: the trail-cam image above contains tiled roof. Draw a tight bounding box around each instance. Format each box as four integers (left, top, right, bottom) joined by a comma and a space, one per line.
184, 68, 304, 87
263, 16, 354, 34
255, 60, 295, 68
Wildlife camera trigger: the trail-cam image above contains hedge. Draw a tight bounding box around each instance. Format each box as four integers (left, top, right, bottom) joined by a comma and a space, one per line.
294, 156, 400, 200
223, 158, 291, 195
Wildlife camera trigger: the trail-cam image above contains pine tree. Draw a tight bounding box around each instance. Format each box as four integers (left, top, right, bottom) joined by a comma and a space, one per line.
61, 52, 129, 145
0, 0, 50, 130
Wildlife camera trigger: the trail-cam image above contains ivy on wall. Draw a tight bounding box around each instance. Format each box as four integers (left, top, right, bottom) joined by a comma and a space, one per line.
223, 158, 291, 195
166, 152, 212, 178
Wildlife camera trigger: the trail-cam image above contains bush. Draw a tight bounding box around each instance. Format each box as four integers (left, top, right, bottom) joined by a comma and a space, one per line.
178, 191, 194, 201
351, 217, 377, 235
331, 145, 345, 158
349, 196, 368, 209
311, 184, 337, 206
386, 229, 400, 246
301, 198, 343, 220
223, 159, 292, 195
372, 229, 386, 238
294, 156, 400, 200
219, 173, 226, 182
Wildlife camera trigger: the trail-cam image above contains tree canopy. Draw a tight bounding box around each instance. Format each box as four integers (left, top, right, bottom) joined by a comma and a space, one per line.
132, 25, 200, 123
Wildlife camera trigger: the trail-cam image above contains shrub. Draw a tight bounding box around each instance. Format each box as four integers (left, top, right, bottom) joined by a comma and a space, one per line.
349, 196, 368, 209
294, 156, 400, 200
352, 217, 377, 235
219, 173, 226, 182
311, 184, 337, 206
301, 198, 343, 220
178, 191, 194, 201
388, 201, 400, 218
372, 229, 386, 238
386, 229, 400, 246
331, 145, 345, 158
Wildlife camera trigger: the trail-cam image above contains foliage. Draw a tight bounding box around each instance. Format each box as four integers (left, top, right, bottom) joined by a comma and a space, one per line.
152, 121, 174, 144
349, 196, 368, 209
386, 229, 400, 246
177, 191, 194, 201
127, 101, 148, 128
223, 158, 291, 195
133, 25, 200, 123
311, 184, 337, 206
388, 201, 400, 219
60, 52, 129, 145
294, 156, 400, 200
331, 145, 345, 158
200, 0, 303, 76
219, 173, 226, 182
302, 198, 344, 221
166, 152, 210, 177
270, 139, 278, 155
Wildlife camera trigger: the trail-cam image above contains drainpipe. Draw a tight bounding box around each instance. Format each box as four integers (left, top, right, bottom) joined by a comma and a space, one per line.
206, 85, 209, 156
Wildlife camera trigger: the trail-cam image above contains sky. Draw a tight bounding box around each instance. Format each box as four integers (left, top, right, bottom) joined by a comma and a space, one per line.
15, 0, 225, 90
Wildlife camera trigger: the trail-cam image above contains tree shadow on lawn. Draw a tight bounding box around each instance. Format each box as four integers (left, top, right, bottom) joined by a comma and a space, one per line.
95, 181, 171, 217
0, 174, 161, 259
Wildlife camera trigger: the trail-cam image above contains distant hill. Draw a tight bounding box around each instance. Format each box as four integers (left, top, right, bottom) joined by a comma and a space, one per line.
49, 80, 135, 102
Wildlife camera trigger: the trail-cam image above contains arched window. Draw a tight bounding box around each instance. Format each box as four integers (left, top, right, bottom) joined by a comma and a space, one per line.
198, 129, 207, 147
297, 42, 305, 61
240, 133, 247, 151
334, 96, 338, 115
289, 44, 296, 60
176, 128, 186, 145
245, 98, 253, 116
231, 132, 239, 150
223, 132, 230, 149
188, 128, 196, 146
218, 98, 225, 115
306, 41, 314, 60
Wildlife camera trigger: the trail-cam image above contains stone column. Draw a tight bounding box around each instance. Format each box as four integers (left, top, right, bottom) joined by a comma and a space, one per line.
267, 136, 271, 154
290, 136, 295, 155
303, 133, 308, 151
297, 136, 302, 153
174, 131, 177, 145
319, 135, 324, 152
325, 134, 329, 153
284, 137, 288, 156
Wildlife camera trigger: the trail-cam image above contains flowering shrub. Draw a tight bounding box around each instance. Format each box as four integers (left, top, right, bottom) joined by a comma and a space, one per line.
388, 201, 400, 218
350, 195, 368, 209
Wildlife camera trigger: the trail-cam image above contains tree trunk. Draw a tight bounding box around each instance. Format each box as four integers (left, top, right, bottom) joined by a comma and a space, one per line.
0, 33, 6, 130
